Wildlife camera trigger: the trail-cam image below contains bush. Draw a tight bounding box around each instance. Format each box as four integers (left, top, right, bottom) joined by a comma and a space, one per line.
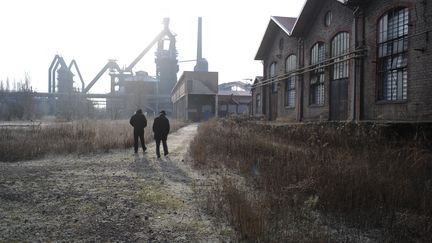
190, 119, 432, 242
0, 119, 186, 162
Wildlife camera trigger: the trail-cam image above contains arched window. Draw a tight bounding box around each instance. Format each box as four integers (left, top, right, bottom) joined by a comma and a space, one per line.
256, 93, 261, 112
285, 55, 297, 107
331, 32, 350, 80
325, 11, 332, 27
310, 42, 325, 105
270, 62, 278, 93
377, 7, 409, 101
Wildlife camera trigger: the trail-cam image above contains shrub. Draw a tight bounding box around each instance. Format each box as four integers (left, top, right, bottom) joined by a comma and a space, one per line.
0, 119, 186, 162
190, 119, 432, 242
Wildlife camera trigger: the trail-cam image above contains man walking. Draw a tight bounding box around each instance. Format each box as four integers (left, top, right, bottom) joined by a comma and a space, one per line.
129, 109, 147, 154
153, 110, 170, 159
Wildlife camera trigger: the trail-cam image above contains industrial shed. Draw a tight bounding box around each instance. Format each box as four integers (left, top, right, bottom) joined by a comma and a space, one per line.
171, 71, 218, 122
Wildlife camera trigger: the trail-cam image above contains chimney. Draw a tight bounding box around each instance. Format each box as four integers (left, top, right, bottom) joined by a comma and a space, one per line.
197, 17, 202, 61
194, 17, 208, 72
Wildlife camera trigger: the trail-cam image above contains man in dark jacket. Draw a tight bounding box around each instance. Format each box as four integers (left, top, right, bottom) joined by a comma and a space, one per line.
129, 109, 147, 154
152, 110, 170, 158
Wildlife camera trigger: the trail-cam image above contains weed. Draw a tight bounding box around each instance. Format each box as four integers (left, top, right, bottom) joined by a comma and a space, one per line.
190, 118, 432, 242
0, 119, 186, 162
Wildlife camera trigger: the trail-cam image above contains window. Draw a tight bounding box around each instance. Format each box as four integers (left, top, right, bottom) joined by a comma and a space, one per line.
331, 32, 350, 80
270, 62, 278, 92
256, 93, 261, 111
310, 42, 325, 105
219, 105, 227, 111
279, 38, 284, 50
377, 7, 409, 101
285, 55, 297, 107
238, 105, 248, 113
228, 105, 237, 113
325, 11, 332, 27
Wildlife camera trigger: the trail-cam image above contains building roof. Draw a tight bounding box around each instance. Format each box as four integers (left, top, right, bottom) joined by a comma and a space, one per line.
255, 0, 367, 60
343, 0, 372, 6
255, 16, 297, 60
291, 0, 328, 37
218, 81, 252, 92
218, 90, 251, 97
252, 76, 263, 88
290, 0, 362, 36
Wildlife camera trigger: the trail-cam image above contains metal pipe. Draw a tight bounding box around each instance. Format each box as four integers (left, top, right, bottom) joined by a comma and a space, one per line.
253, 49, 366, 89
68, 60, 85, 92
83, 61, 119, 93
48, 55, 60, 93
51, 61, 61, 93
352, 7, 359, 122
126, 19, 172, 72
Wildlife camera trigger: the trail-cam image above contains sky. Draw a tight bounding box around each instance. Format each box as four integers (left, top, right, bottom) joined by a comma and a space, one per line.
0, 0, 305, 94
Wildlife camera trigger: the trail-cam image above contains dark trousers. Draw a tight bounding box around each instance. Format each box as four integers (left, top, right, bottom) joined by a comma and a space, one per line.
155, 139, 168, 158
134, 130, 146, 153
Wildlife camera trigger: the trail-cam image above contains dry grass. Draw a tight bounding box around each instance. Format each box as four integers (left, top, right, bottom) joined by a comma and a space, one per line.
0, 119, 186, 162
189, 118, 432, 242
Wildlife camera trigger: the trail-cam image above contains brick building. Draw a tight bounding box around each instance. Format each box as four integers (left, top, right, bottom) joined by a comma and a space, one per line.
252, 0, 432, 122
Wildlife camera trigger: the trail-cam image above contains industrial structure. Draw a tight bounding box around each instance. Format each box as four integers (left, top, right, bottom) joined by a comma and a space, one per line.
171, 17, 254, 121
2, 16, 252, 121
171, 17, 221, 121
217, 81, 252, 117
171, 71, 219, 121
45, 18, 179, 118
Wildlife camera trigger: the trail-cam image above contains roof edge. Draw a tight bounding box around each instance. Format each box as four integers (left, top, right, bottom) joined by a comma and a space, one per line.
254, 16, 296, 60
270, 16, 296, 36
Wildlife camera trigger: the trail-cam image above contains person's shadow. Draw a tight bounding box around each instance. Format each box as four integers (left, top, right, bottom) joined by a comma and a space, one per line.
129, 154, 158, 179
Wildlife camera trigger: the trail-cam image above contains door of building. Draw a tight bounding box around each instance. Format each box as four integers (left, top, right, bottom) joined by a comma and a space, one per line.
330, 79, 348, 121
270, 92, 278, 120
262, 86, 267, 117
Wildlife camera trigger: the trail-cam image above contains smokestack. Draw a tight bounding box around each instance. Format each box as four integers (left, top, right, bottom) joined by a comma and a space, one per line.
197, 17, 202, 61
194, 17, 208, 72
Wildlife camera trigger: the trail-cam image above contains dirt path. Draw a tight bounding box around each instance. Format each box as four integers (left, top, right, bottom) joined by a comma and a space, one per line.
0, 124, 233, 242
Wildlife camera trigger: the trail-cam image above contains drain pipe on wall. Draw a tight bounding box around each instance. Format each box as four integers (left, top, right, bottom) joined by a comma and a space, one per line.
352, 6, 360, 122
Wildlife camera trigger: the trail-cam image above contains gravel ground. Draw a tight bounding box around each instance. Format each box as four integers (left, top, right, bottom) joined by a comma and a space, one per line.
0, 124, 234, 242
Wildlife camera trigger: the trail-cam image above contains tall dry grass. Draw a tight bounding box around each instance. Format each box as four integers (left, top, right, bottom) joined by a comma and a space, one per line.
0, 119, 186, 162
190, 118, 432, 242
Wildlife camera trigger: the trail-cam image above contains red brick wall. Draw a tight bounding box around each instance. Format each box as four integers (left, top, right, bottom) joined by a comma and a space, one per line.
262, 28, 298, 121
300, 0, 354, 121
254, 0, 432, 122
361, 0, 432, 121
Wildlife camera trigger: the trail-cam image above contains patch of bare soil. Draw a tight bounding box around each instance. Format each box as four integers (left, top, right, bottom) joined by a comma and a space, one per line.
0, 124, 234, 242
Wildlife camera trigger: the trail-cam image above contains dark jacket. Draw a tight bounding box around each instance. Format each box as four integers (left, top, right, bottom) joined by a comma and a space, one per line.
153, 115, 170, 140
129, 113, 147, 132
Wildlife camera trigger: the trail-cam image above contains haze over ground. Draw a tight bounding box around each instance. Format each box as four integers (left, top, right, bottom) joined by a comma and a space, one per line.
0, 0, 305, 94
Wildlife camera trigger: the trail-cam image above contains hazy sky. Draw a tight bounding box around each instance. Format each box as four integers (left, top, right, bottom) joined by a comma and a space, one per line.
0, 0, 305, 93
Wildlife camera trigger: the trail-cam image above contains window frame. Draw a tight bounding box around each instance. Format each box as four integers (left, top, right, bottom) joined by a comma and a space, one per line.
256, 93, 261, 112
331, 32, 350, 81
270, 62, 278, 93
377, 7, 409, 102
285, 55, 297, 108
324, 11, 332, 27
310, 42, 326, 106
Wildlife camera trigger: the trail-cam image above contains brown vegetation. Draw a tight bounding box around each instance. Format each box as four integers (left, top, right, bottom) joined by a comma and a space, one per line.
0, 119, 186, 162
190, 118, 432, 242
